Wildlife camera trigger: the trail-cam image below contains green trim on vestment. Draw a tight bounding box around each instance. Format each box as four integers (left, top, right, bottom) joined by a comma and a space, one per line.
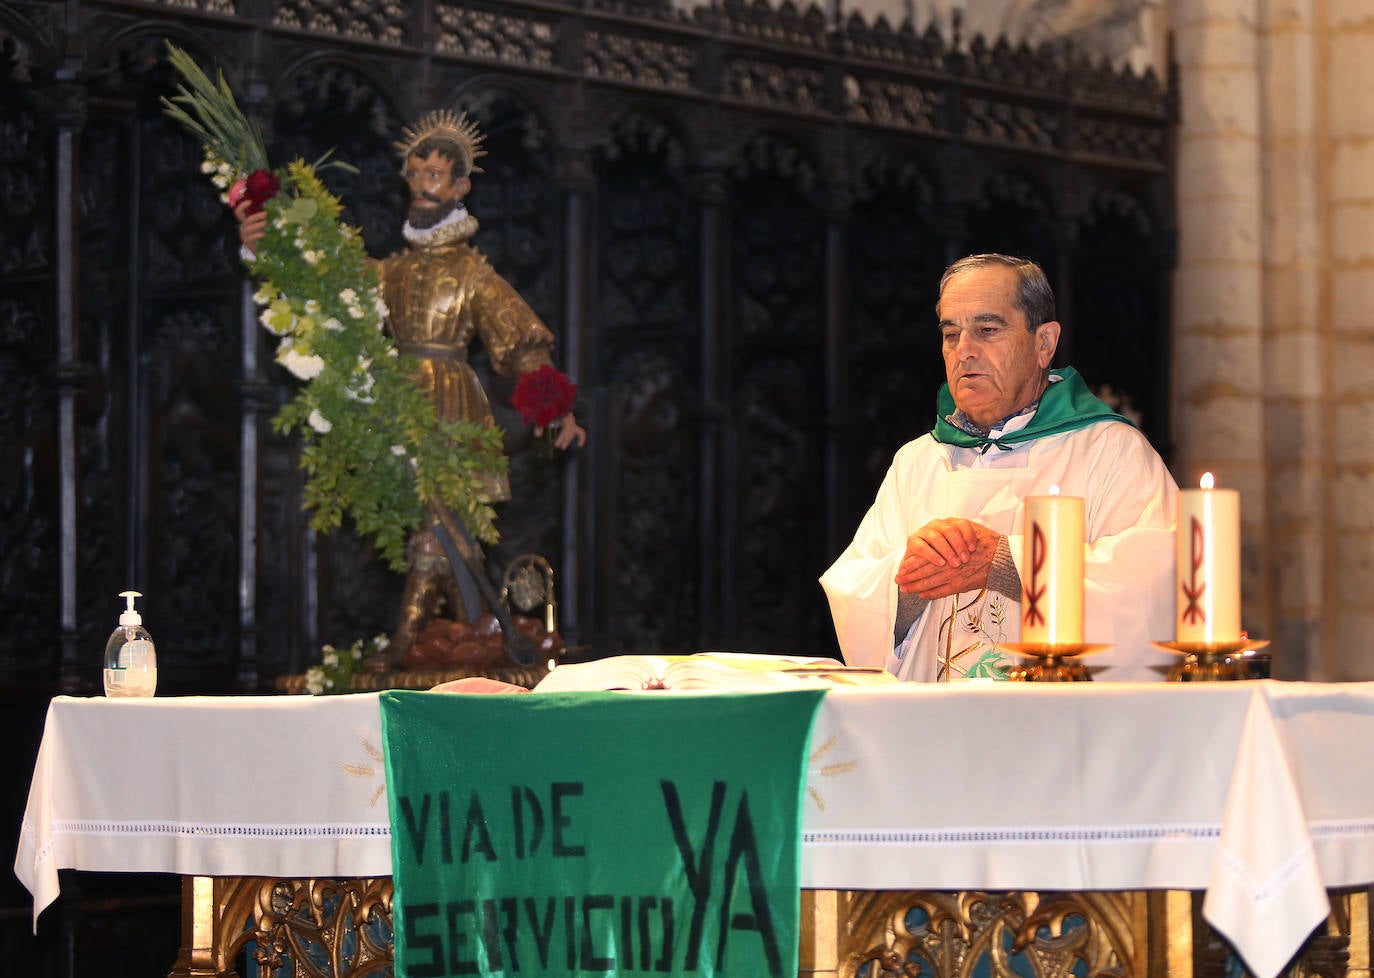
931, 366, 1130, 452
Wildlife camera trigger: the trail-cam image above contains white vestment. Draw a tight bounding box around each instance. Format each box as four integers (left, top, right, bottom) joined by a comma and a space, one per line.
820, 418, 1178, 682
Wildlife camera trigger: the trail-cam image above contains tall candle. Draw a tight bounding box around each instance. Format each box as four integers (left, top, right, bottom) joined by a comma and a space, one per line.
1176, 472, 1241, 643
1021, 489, 1085, 645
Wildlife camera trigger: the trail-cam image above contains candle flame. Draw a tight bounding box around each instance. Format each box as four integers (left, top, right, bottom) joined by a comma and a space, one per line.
1200, 472, 1215, 490
1048, 485, 1060, 496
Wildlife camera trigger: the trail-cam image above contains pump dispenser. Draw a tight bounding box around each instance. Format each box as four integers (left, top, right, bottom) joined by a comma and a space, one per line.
104, 590, 157, 697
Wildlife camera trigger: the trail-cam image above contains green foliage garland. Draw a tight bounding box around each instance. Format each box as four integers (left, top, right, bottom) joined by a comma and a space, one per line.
162, 43, 505, 571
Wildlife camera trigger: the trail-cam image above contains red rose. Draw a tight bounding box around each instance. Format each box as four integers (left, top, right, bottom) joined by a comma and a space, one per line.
244, 169, 281, 214
512, 365, 577, 428
229, 169, 280, 216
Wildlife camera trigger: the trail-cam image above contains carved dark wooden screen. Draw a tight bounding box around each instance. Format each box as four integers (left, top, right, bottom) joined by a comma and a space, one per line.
591, 119, 701, 651
0, 0, 1175, 680
0, 60, 59, 677
0, 3, 1174, 967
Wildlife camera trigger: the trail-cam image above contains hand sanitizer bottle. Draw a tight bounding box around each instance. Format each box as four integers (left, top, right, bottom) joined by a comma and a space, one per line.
104, 590, 157, 697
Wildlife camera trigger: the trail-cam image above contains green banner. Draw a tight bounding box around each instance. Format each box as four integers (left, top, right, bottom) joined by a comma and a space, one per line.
380, 689, 824, 978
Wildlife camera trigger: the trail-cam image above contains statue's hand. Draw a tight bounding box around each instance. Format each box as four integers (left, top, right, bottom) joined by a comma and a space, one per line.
538, 413, 586, 450
234, 199, 267, 257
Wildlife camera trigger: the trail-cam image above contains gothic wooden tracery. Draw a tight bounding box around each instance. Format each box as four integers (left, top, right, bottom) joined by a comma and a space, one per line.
0, 0, 1174, 679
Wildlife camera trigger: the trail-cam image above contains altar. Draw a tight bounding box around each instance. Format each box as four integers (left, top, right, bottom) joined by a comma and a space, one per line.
16, 681, 1374, 978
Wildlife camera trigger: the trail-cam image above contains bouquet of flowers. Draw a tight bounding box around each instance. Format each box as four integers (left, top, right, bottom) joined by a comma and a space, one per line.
512, 363, 577, 428
303, 634, 391, 694
161, 43, 505, 571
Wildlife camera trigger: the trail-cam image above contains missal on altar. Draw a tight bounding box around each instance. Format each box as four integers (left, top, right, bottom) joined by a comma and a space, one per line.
532, 651, 896, 693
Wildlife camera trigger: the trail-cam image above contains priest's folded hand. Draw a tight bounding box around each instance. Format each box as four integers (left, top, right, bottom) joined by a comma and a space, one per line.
896, 518, 1000, 599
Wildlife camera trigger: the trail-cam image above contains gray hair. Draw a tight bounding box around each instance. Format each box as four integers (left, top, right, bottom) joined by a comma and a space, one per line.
937, 254, 1056, 330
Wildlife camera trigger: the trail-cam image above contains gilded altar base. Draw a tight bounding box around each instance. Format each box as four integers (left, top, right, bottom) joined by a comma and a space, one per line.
170, 877, 1369, 978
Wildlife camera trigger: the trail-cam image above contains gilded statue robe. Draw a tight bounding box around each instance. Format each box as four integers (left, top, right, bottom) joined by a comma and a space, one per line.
378, 232, 556, 501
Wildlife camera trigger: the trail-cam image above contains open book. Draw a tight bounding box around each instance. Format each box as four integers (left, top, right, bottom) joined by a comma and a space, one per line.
533, 652, 896, 693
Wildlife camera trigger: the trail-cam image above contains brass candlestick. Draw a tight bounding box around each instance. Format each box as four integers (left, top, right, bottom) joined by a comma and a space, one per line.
1153, 639, 1270, 682
998, 642, 1110, 683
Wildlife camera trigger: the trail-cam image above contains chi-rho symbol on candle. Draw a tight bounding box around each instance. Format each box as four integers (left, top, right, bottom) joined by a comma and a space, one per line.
1176, 472, 1241, 643
1021, 486, 1085, 645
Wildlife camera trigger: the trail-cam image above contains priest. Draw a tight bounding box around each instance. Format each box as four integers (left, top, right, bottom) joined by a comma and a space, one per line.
820, 254, 1178, 681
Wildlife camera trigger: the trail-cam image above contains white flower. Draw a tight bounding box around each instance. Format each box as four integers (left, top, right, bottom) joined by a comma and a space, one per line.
390, 444, 406, 456
307, 409, 332, 433
373, 296, 389, 318
260, 303, 295, 337
211, 173, 229, 189
346, 369, 376, 404
305, 666, 325, 695
278, 346, 325, 381
200, 159, 216, 174
340, 288, 358, 305
253, 284, 275, 306
322, 317, 343, 332
373, 634, 390, 650
304, 299, 321, 315
347, 304, 366, 320
322, 650, 339, 667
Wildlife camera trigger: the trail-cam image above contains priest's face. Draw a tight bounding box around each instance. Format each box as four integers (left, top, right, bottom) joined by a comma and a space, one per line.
938, 265, 1060, 429
404, 150, 470, 229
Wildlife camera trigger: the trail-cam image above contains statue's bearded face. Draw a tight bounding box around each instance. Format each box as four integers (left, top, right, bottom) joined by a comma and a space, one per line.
404, 149, 470, 229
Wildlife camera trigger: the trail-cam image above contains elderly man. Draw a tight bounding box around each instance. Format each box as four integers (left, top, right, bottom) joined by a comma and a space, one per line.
820, 254, 1177, 681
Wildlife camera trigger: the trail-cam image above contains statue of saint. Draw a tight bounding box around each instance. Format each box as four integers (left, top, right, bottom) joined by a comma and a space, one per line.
240, 110, 584, 664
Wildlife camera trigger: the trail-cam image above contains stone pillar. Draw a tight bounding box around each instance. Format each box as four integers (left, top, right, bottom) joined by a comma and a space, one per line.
1325, 0, 1374, 678
1172, 0, 1269, 648
1258, 0, 1325, 678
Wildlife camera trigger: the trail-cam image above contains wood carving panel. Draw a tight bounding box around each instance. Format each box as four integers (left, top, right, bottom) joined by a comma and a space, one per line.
836, 13, 947, 71
273, 0, 407, 44
216, 877, 394, 978
843, 889, 1136, 978
593, 135, 698, 650
725, 57, 827, 113
964, 96, 1059, 151
434, 3, 555, 67
845, 165, 946, 530
844, 75, 944, 133
0, 78, 56, 665
734, 355, 828, 651
602, 348, 700, 649
585, 30, 695, 91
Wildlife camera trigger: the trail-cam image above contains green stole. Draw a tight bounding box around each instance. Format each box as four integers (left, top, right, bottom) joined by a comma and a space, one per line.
931, 366, 1129, 452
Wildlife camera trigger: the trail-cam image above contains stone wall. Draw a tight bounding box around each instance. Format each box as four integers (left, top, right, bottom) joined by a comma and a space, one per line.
1173, 0, 1374, 679
1325, 0, 1374, 678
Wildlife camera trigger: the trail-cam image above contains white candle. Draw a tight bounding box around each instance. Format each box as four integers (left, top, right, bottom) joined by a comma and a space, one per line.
1176, 472, 1241, 643
1021, 488, 1085, 645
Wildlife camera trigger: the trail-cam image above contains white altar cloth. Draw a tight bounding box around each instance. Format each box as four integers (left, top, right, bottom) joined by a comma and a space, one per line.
17, 681, 1374, 978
